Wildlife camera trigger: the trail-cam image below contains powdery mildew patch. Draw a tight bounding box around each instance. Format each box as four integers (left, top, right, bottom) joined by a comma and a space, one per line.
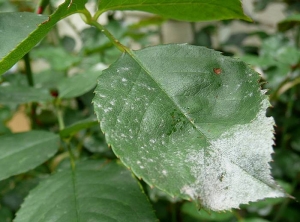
181, 97, 285, 211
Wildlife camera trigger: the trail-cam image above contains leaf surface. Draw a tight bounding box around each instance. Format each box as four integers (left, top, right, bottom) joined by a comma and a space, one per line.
93, 44, 286, 211
0, 131, 59, 181
98, 0, 251, 22
14, 160, 157, 222
0, 0, 87, 75
278, 14, 300, 31
58, 70, 102, 99
0, 85, 52, 104
60, 118, 98, 138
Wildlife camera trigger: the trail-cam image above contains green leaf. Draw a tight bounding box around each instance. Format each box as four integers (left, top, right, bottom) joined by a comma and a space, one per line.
60, 118, 98, 138
98, 0, 251, 22
82, 126, 111, 154
93, 44, 286, 211
15, 160, 157, 222
0, 85, 52, 105
0, 0, 88, 75
278, 14, 300, 31
31, 46, 81, 71
58, 70, 102, 99
241, 219, 270, 222
0, 206, 13, 222
0, 131, 59, 181
181, 202, 234, 221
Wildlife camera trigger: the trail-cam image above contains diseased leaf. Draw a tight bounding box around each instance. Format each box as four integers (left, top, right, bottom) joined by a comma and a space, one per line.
0, 131, 59, 181
98, 0, 251, 22
14, 160, 157, 222
93, 44, 286, 211
0, 0, 88, 75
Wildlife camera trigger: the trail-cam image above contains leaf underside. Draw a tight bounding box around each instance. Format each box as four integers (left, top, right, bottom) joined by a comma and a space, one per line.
93, 44, 286, 211
14, 161, 157, 222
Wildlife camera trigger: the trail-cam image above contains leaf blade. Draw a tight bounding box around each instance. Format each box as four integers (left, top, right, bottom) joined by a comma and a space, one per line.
60, 118, 98, 138
14, 161, 157, 222
58, 70, 102, 99
0, 0, 88, 75
98, 0, 251, 22
0, 130, 59, 181
93, 44, 286, 211
0, 85, 52, 104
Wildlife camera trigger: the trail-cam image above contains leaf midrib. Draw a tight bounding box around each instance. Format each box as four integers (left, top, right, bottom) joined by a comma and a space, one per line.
125, 49, 208, 142
71, 167, 80, 222
99, 2, 241, 16
125, 48, 279, 195
0, 134, 58, 160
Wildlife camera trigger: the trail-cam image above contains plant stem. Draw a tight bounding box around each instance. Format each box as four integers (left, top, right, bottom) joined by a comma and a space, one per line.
55, 99, 76, 169
88, 20, 128, 52
55, 99, 65, 131
35, 0, 50, 14
23, 53, 34, 87
273, 177, 298, 222
280, 86, 296, 149
233, 210, 243, 221
23, 53, 38, 128
190, 22, 197, 44
295, 26, 300, 49
67, 139, 76, 170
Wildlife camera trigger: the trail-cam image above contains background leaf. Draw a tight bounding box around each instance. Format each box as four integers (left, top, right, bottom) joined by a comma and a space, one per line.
14, 160, 157, 222
278, 14, 300, 31
0, 0, 88, 75
93, 44, 285, 211
181, 202, 234, 221
58, 70, 102, 99
0, 131, 59, 181
60, 118, 98, 138
98, 0, 251, 22
0, 85, 52, 104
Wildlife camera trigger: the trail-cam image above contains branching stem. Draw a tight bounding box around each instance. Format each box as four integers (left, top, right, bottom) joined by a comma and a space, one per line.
89, 20, 128, 52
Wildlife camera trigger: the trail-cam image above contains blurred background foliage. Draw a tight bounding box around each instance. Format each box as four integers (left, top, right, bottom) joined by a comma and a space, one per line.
0, 0, 300, 221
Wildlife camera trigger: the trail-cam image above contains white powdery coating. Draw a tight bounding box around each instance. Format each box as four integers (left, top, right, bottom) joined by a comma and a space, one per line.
180, 98, 285, 211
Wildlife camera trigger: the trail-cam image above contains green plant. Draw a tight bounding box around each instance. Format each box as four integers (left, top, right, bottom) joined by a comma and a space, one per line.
0, 0, 293, 221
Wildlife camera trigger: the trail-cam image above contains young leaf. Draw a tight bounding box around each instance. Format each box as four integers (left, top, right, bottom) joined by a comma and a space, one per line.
97, 0, 251, 22
0, 131, 59, 181
0, 0, 88, 75
14, 160, 157, 222
93, 44, 286, 211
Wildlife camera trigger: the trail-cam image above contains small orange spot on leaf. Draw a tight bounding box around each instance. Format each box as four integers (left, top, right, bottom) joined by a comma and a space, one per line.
213, 68, 222, 75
